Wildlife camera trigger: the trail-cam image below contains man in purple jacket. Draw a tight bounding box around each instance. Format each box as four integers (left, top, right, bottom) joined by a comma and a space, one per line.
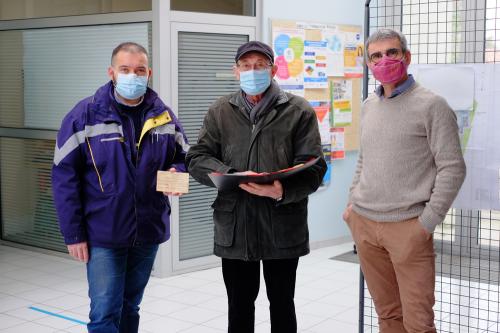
52, 42, 188, 333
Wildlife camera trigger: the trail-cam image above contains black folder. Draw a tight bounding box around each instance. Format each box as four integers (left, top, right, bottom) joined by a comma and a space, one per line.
208, 156, 321, 191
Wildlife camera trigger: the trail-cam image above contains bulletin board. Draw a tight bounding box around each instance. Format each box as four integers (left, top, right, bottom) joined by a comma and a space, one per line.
271, 19, 363, 186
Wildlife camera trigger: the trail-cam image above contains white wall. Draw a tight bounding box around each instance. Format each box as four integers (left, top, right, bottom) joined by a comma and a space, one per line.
261, 0, 365, 244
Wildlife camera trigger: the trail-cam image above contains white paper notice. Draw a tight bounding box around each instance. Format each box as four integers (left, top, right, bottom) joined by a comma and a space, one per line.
303, 40, 328, 89
417, 66, 475, 110
323, 26, 345, 77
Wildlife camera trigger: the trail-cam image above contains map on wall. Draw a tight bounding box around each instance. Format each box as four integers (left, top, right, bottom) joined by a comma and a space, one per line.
410, 64, 500, 211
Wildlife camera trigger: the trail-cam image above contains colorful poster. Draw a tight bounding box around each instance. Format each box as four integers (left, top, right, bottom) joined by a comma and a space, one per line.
323, 25, 345, 77
343, 30, 364, 78
321, 144, 332, 187
331, 127, 345, 160
303, 40, 329, 88
331, 79, 353, 127
273, 27, 306, 96
310, 100, 331, 145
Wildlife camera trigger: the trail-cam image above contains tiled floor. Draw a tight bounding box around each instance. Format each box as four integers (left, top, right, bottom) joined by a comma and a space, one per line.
0, 242, 360, 332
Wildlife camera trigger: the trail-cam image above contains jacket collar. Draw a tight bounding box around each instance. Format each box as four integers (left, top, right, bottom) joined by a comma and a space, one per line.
90, 81, 167, 123
375, 74, 415, 99
229, 87, 289, 109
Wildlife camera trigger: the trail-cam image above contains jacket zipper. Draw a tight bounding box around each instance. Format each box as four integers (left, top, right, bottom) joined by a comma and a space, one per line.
131, 109, 152, 247
128, 115, 139, 247
244, 120, 257, 261
86, 137, 104, 192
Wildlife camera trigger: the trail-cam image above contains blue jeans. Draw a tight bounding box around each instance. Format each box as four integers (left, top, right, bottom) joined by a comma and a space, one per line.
86, 244, 159, 333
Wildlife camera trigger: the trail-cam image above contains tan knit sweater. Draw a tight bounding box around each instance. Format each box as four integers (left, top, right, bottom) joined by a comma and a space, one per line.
349, 82, 466, 233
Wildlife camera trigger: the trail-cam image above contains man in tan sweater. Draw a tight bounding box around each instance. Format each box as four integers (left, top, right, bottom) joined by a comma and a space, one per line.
343, 28, 466, 333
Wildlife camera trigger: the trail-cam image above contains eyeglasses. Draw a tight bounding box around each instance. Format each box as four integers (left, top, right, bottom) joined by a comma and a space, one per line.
368, 48, 402, 63
237, 61, 272, 72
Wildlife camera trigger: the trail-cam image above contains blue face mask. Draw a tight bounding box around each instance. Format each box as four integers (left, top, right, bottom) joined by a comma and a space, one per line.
239, 69, 271, 96
115, 73, 148, 100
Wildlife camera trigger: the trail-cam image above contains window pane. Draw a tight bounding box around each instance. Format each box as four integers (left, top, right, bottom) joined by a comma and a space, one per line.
0, 23, 151, 130
0, 23, 151, 251
0, 138, 66, 252
0, 0, 151, 20
171, 0, 255, 16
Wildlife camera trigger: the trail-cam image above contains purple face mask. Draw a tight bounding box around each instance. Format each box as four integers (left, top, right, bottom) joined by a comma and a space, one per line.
369, 56, 408, 84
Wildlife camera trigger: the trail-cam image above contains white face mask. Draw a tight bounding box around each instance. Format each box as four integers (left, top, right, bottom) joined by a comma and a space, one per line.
239, 69, 272, 96
114, 73, 148, 99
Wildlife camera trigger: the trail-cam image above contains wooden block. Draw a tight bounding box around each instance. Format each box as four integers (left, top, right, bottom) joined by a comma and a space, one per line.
156, 171, 189, 194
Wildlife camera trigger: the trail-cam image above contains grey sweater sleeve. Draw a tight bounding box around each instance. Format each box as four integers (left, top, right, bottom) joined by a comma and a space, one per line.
348, 148, 363, 203
419, 97, 466, 232
348, 99, 366, 204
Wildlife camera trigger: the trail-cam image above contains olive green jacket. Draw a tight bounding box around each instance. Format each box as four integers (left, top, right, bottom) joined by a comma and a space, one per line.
186, 89, 327, 260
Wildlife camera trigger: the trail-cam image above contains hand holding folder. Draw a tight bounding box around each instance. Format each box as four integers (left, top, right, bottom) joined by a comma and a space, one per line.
208, 156, 321, 191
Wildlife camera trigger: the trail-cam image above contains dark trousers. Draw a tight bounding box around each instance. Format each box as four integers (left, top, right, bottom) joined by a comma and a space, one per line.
222, 257, 299, 333
86, 244, 158, 333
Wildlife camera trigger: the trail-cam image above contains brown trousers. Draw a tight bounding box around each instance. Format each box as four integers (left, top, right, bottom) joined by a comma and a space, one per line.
346, 211, 436, 333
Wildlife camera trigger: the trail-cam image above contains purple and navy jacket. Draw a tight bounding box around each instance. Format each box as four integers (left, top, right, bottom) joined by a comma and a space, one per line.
52, 81, 189, 248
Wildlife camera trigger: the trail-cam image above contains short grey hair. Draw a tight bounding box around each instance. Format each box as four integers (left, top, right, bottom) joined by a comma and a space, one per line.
365, 28, 409, 61
111, 42, 149, 66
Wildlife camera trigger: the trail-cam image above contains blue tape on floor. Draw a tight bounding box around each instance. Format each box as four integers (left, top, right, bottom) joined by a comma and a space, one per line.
29, 306, 87, 326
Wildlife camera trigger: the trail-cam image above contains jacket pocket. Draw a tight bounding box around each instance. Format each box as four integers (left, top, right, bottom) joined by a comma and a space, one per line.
149, 127, 176, 166
151, 192, 171, 216
276, 146, 290, 169
211, 195, 237, 247
86, 136, 122, 194
272, 204, 309, 248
